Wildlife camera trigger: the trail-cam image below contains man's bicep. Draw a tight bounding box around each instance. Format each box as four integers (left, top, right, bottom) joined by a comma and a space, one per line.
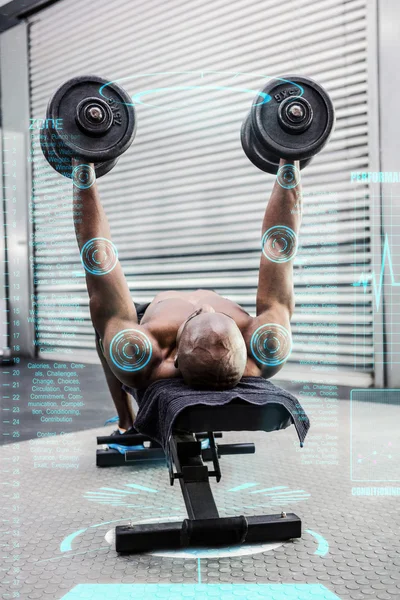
88, 268, 138, 338
101, 318, 161, 388
243, 304, 292, 378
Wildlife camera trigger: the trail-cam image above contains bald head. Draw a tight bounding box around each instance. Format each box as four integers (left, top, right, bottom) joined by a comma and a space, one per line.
176, 311, 247, 390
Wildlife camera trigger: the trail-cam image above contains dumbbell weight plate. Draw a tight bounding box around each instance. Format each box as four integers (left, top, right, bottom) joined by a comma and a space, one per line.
46, 75, 136, 163
241, 112, 312, 174
40, 126, 118, 179
251, 75, 335, 162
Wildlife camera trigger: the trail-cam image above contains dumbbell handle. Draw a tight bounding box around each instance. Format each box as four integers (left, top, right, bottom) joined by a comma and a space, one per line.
218, 443, 255, 455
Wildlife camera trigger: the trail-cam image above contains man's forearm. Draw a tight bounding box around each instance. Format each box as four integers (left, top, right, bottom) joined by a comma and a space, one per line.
256, 159, 302, 316
73, 178, 111, 254
72, 164, 137, 329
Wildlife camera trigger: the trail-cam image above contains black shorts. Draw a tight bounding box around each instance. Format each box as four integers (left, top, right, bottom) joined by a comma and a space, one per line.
134, 301, 151, 323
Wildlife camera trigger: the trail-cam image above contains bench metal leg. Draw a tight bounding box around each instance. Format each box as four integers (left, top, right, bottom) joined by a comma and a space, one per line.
116, 513, 301, 553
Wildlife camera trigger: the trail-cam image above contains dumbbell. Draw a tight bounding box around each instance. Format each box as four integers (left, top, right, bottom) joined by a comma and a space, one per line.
40, 75, 136, 182
241, 75, 335, 175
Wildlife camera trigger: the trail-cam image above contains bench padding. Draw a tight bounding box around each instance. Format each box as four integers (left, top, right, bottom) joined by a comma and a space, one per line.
129, 376, 309, 451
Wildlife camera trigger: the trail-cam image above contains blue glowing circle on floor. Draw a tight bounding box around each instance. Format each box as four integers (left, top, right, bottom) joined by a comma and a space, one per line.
250, 324, 292, 367
110, 329, 152, 372
261, 226, 298, 263
80, 237, 118, 275
98, 71, 304, 110
276, 163, 301, 189
72, 164, 96, 189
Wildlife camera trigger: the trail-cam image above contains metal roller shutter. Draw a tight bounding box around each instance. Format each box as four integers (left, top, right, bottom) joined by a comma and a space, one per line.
29, 0, 373, 386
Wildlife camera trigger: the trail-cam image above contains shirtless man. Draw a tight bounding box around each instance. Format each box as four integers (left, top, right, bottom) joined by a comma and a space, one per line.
72, 158, 301, 433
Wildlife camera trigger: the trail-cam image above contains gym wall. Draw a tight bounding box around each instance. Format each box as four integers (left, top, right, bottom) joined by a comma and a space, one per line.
27, 0, 375, 386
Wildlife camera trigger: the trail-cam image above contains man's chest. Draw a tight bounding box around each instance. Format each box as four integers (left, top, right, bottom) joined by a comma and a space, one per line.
142, 290, 251, 333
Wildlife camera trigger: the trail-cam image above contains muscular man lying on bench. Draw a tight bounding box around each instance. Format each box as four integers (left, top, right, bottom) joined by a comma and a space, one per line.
72, 158, 301, 435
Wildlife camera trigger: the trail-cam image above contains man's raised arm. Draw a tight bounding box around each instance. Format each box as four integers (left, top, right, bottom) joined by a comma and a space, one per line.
256, 158, 302, 317
71, 161, 163, 387
71, 160, 138, 339
243, 158, 303, 378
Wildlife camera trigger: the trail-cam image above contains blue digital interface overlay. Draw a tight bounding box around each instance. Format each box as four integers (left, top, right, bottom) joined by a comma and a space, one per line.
72, 164, 96, 189
98, 71, 304, 109
276, 164, 301, 189
350, 389, 400, 482
352, 234, 400, 311
250, 323, 292, 366
80, 237, 119, 275
109, 329, 153, 372
261, 225, 298, 263
61, 584, 342, 600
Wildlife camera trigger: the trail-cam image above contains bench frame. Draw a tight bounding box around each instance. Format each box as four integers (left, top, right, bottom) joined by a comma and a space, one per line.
99, 430, 302, 553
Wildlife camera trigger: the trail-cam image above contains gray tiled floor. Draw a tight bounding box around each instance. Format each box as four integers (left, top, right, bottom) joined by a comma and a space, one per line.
1, 398, 400, 600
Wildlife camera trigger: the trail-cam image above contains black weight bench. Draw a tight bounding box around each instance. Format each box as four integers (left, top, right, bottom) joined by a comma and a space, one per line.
99, 398, 303, 553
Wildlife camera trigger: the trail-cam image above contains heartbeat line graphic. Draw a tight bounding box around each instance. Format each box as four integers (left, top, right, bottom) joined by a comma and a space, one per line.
353, 234, 400, 310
